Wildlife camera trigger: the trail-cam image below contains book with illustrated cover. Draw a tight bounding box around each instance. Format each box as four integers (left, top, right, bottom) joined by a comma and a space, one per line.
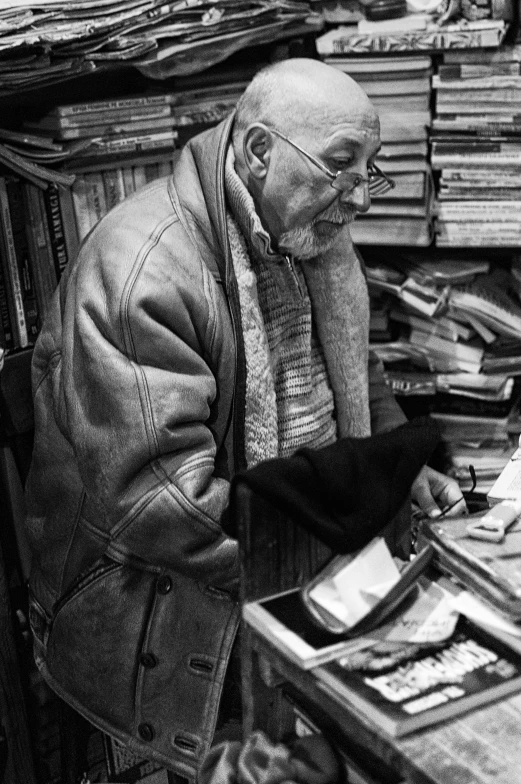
314, 616, 521, 737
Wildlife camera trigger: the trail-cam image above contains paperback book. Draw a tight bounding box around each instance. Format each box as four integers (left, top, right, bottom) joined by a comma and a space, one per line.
314, 616, 521, 737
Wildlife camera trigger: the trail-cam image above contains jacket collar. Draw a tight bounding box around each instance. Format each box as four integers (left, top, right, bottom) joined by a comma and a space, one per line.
185, 112, 236, 291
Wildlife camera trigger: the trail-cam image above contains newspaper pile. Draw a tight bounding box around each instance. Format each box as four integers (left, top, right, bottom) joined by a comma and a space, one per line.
0, 0, 321, 92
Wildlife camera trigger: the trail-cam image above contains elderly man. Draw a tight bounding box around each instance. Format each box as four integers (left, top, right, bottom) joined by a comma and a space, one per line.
24, 58, 464, 781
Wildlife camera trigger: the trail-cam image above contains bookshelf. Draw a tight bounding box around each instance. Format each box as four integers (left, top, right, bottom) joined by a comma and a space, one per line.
0, 4, 520, 782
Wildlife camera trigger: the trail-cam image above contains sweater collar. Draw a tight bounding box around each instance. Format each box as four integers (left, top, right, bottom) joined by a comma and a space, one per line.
224, 145, 285, 266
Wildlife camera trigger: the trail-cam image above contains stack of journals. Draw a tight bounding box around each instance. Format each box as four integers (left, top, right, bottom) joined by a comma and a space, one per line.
431, 44, 521, 247
323, 54, 434, 245
26, 80, 249, 174
365, 250, 521, 490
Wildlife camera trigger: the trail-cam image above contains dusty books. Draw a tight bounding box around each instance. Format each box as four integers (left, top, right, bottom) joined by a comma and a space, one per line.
313, 616, 521, 737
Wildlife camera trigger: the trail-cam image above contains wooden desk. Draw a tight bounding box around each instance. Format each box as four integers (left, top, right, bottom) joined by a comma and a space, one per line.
236, 484, 521, 784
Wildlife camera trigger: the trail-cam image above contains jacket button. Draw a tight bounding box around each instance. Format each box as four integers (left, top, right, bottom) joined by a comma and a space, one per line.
156, 575, 172, 594
139, 652, 157, 669
138, 723, 155, 742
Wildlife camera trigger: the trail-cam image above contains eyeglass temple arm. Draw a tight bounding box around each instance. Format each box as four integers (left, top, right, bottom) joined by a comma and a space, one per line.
268, 128, 337, 179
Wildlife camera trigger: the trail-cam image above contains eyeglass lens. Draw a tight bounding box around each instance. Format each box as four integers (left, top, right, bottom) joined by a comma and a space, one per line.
332, 170, 394, 195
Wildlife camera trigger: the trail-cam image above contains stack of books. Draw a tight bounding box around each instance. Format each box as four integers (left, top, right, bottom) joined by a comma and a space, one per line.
26, 80, 248, 174
0, 0, 321, 94
324, 54, 434, 245
20, 81, 249, 244
365, 250, 521, 492
431, 44, 521, 247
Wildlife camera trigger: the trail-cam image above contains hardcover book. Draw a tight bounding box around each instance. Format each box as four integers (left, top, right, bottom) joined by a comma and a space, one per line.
314, 616, 521, 736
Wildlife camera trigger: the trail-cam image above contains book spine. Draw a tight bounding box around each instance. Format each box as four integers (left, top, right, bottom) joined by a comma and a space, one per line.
5, 178, 40, 344
57, 93, 175, 117
71, 177, 93, 243
57, 184, 80, 270
144, 163, 160, 183
84, 173, 108, 229
433, 77, 521, 90
437, 223, 521, 245
432, 118, 521, 134
0, 259, 14, 352
55, 116, 177, 141
21, 183, 58, 322
132, 166, 147, 192
436, 202, 521, 219
41, 183, 70, 281
432, 153, 521, 167
318, 25, 506, 55
54, 104, 173, 128
87, 132, 178, 155
437, 89, 521, 102
121, 166, 135, 197
437, 63, 521, 79
0, 177, 28, 347
442, 168, 521, 182
432, 142, 521, 154
102, 169, 126, 211
436, 104, 521, 114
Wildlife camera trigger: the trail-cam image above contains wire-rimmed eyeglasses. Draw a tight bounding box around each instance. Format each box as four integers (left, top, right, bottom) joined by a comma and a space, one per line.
269, 127, 395, 197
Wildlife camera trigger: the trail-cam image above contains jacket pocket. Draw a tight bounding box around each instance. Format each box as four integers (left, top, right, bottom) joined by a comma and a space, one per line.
46, 556, 157, 732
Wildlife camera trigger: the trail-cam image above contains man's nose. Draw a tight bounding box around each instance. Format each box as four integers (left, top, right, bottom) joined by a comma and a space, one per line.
339, 181, 371, 213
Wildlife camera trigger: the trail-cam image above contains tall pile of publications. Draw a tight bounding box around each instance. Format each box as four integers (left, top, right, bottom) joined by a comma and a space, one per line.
431, 43, 521, 247
365, 249, 521, 493
323, 54, 434, 246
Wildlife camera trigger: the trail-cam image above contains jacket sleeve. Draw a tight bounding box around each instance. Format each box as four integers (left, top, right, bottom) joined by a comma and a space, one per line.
368, 350, 408, 435
59, 205, 238, 589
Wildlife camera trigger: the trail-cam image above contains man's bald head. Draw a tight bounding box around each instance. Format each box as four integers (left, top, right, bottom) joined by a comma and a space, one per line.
232, 58, 377, 147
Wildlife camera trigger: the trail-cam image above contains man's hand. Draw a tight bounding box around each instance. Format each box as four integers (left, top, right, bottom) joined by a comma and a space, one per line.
411, 465, 467, 519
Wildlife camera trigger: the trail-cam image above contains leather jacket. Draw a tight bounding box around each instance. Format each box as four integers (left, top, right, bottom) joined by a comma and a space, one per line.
24, 113, 406, 781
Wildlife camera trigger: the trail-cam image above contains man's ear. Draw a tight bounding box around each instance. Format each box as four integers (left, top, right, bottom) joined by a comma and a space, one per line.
242, 124, 271, 180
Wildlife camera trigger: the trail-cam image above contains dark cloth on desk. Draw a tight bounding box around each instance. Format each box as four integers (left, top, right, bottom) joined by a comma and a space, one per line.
231, 417, 440, 554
